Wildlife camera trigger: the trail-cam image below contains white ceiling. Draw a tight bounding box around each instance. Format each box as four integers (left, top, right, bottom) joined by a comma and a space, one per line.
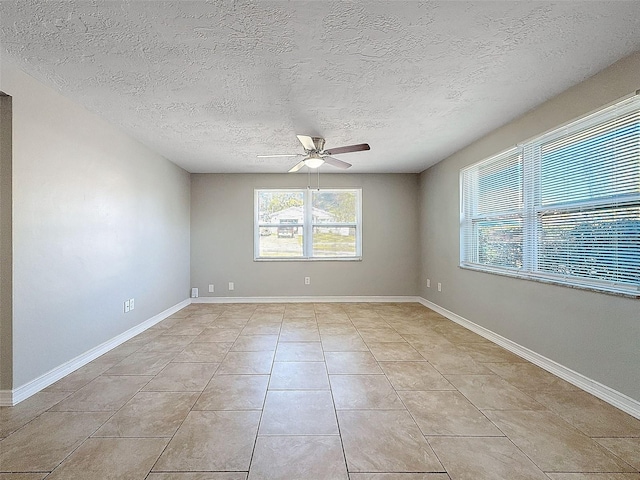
1, 1, 639, 174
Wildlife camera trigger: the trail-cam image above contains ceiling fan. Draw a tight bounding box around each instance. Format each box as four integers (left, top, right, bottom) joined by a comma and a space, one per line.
257, 135, 370, 172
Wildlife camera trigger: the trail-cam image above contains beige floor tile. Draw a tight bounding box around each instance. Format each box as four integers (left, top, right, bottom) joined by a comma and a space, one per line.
230, 335, 278, 352
401, 333, 454, 349
43, 362, 112, 392
0, 474, 48, 479
194, 374, 269, 410
456, 342, 526, 363
325, 351, 383, 374
596, 438, 640, 470
259, 390, 338, 435
241, 323, 282, 336
530, 390, 640, 437
137, 335, 197, 353
275, 341, 324, 361
0, 411, 110, 471
546, 474, 640, 480
196, 327, 243, 342
314, 303, 347, 314
142, 362, 218, 391
93, 391, 198, 437
269, 361, 329, 389
50, 375, 152, 411
46, 437, 168, 479
153, 411, 260, 471
211, 317, 250, 329
0, 391, 70, 438
217, 351, 274, 374
318, 323, 358, 335
400, 390, 503, 436
316, 312, 351, 323
485, 410, 636, 472
321, 334, 369, 352
428, 436, 548, 480
379, 361, 453, 390
384, 321, 434, 336
349, 475, 449, 480
445, 374, 543, 410
415, 345, 490, 374
282, 318, 317, 327
284, 305, 316, 318
367, 342, 425, 361
162, 322, 207, 336
248, 435, 347, 480
91, 343, 141, 365
148, 474, 248, 480
173, 341, 233, 362
250, 311, 284, 322
278, 326, 321, 342
485, 362, 579, 392
338, 410, 443, 473
433, 324, 488, 344
105, 350, 177, 375
330, 374, 404, 409
356, 326, 405, 343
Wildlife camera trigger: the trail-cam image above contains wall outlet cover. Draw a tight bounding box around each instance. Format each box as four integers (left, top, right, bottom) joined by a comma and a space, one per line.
191, 287, 199, 298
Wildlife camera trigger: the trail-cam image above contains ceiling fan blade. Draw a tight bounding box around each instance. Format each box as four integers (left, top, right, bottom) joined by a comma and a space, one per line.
322, 156, 351, 169
296, 135, 317, 151
324, 143, 370, 155
288, 160, 306, 173
256, 154, 302, 158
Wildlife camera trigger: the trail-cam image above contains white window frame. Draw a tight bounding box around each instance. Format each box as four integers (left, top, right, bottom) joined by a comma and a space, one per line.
254, 188, 362, 261
460, 93, 640, 297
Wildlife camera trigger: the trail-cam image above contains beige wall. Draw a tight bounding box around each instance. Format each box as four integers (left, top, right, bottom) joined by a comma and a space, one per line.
419, 52, 640, 401
2, 63, 191, 389
191, 173, 420, 298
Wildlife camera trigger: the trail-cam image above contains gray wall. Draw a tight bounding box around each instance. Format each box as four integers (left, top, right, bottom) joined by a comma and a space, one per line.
419, 52, 640, 401
191, 173, 419, 298
0, 93, 11, 390
2, 63, 191, 389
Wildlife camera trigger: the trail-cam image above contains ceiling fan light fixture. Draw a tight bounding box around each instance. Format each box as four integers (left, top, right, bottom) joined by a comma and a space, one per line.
304, 155, 325, 169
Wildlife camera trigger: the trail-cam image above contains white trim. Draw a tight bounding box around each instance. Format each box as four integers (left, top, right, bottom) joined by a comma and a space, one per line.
192, 295, 421, 304
418, 297, 640, 420
3, 298, 190, 407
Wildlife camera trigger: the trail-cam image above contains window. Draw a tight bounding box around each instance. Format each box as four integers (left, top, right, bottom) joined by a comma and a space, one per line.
461, 94, 640, 296
255, 188, 362, 260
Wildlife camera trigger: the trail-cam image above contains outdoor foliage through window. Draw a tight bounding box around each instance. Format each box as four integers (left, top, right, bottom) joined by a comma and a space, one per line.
460, 94, 640, 296
255, 188, 361, 260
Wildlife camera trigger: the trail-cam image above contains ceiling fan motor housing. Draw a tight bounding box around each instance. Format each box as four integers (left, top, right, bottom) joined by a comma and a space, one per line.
310, 137, 325, 152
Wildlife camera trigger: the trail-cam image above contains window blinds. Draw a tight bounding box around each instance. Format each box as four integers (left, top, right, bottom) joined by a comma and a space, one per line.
460, 94, 640, 296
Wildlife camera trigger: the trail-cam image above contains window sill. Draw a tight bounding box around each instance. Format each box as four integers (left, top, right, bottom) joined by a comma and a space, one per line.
459, 263, 640, 299
254, 257, 362, 262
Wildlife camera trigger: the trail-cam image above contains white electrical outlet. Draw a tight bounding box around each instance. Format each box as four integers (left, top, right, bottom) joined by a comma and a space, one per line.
304, 276, 310, 285
191, 287, 198, 298
426, 279, 431, 288
124, 300, 130, 313
437, 282, 442, 292
228, 282, 234, 291
129, 298, 134, 310
209, 284, 215, 293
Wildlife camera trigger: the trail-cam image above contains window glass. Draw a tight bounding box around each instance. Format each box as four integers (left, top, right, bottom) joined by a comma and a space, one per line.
460, 95, 640, 296
255, 188, 361, 260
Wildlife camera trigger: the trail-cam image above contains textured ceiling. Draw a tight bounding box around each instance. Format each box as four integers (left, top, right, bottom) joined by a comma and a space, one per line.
1, 1, 639, 173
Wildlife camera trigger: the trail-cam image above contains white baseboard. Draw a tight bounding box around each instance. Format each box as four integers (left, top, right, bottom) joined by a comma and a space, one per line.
191, 295, 421, 304
2, 298, 191, 407
418, 297, 640, 420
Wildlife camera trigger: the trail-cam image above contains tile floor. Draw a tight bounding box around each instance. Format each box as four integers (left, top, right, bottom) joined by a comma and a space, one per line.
1, 302, 639, 479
